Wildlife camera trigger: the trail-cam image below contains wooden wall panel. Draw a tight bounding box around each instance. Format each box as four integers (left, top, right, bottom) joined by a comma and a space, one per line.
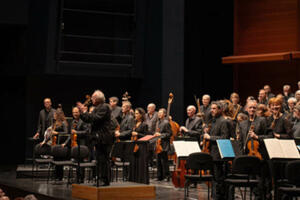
234, 61, 300, 104
234, 0, 300, 55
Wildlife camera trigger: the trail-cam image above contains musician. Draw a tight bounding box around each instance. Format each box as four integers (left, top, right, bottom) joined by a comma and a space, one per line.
292, 105, 300, 138
145, 103, 158, 134
40, 107, 68, 181
256, 104, 271, 119
283, 85, 294, 103
263, 85, 275, 101
203, 101, 230, 200
77, 90, 113, 186
132, 107, 149, 139
154, 108, 172, 181
258, 89, 268, 105
33, 98, 56, 141
295, 90, 300, 103
200, 94, 212, 124
179, 105, 202, 142
109, 96, 122, 123
267, 97, 293, 139
298, 81, 300, 90
63, 107, 90, 148
285, 97, 297, 123
230, 93, 242, 120
115, 101, 134, 141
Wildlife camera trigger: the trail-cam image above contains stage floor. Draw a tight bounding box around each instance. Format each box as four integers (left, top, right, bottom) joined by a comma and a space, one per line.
0, 165, 244, 200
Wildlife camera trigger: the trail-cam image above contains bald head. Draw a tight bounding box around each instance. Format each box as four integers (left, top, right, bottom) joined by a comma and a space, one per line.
187, 105, 196, 117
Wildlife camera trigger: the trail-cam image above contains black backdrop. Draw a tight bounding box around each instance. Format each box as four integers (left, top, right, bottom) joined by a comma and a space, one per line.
1, 0, 233, 164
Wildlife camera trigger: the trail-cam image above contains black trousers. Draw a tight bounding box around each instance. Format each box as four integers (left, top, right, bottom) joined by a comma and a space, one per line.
157, 151, 169, 180
96, 143, 112, 184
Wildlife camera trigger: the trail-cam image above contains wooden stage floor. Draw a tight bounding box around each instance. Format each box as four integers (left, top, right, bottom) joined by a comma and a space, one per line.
0, 165, 245, 200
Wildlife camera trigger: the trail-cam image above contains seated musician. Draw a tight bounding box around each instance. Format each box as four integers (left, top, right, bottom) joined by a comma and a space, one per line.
40, 107, 68, 181
115, 101, 134, 141
62, 107, 90, 183
132, 107, 149, 139
202, 101, 230, 200
179, 105, 202, 142
154, 108, 172, 181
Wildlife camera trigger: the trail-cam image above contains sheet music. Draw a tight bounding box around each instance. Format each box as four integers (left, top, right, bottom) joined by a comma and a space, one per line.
173, 141, 201, 157
280, 140, 300, 159
264, 138, 300, 159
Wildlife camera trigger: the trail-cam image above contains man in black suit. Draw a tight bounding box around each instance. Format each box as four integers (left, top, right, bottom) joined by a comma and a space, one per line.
78, 90, 113, 186
180, 105, 203, 143
203, 101, 230, 200
200, 94, 212, 124
154, 108, 172, 181
115, 101, 134, 141
109, 96, 122, 123
33, 98, 56, 141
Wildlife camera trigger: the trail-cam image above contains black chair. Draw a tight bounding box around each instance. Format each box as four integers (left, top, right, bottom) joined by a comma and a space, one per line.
71, 145, 96, 183
48, 145, 72, 184
278, 160, 300, 199
32, 144, 52, 179
184, 152, 214, 200
224, 155, 261, 200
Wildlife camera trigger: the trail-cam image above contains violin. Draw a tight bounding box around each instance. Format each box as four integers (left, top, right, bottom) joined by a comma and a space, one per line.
202, 123, 211, 153
155, 127, 163, 154
115, 124, 121, 143
71, 121, 78, 147
246, 123, 262, 160
83, 95, 92, 107
131, 124, 139, 153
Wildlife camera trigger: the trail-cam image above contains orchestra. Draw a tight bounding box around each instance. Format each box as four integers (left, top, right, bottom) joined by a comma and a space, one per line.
32, 84, 300, 200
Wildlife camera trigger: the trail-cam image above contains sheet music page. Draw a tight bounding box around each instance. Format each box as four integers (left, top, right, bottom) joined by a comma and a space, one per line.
173, 141, 201, 157
280, 140, 300, 159
264, 138, 284, 159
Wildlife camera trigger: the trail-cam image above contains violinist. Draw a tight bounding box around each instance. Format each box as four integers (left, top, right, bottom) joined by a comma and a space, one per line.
239, 100, 272, 200
154, 108, 172, 181
63, 107, 90, 148
202, 101, 230, 200
179, 105, 202, 143
132, 108, 149, 139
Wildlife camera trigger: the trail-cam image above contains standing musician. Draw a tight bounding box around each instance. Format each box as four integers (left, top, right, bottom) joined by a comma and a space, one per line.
230, 93, 242, 121
267, 97, 293, 139
179, 105, 203, 143
109, 96, 122, 123
258, 89, 268, 105
203, 101, 230, 200
200, 94, 213, 124
145, 103, 158, 134
132, 108, 149, 139
263, 85, 275, 101
77, 90, 113, 186
154, 108, 172, 181
33, 98, 56, 141
114, 101, 134, 141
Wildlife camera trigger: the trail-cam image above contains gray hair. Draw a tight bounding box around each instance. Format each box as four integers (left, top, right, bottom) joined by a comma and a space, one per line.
202, 94, 211, 100
288, 97, 297, 104
93, 90, 105, 103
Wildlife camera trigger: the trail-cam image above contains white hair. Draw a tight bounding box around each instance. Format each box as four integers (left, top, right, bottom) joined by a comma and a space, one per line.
187, 105, 196, 111
148, 103, 156, 109
93, 90, 105, 103
288, 97, 297, 104
202, 94, 211, 100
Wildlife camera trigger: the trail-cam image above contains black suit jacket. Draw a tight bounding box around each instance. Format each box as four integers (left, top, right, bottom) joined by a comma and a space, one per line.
239, 116, 271, 159
209, 115, 230, 160
156, 119, 172, 152
134, 122, 149, 138
80, 103, 113, 145
36, 108, 56, 140
184, 115, 203, 142
119, 113, 135, 140
64, 119, 90, 146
